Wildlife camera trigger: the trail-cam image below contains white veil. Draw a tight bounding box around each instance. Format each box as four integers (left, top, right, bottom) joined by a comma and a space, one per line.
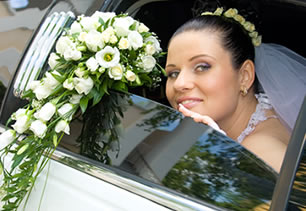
255, 43, 306, 131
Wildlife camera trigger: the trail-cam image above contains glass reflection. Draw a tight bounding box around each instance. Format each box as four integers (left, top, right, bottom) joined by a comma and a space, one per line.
60, 91, 277, 210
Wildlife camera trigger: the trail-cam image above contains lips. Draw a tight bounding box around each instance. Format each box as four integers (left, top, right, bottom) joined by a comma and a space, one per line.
176, 97, 203, 109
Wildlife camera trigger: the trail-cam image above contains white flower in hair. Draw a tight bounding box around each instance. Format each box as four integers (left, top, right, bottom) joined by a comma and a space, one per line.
96, 46, 120, 68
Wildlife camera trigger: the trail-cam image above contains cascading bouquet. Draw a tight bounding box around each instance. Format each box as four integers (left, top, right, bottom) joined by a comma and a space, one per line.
0, 11, 164, 210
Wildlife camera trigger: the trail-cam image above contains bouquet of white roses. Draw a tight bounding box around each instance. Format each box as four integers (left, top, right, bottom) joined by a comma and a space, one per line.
0, 11, 164, 210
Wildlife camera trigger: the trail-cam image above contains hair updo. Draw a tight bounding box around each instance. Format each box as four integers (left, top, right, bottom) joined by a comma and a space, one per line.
170, 0, 262, 70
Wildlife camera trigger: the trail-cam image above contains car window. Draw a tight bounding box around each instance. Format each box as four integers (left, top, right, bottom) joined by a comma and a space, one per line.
59, 91, 277, 210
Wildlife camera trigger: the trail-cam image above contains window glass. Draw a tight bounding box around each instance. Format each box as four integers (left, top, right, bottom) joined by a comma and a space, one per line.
60, 91, 277, 210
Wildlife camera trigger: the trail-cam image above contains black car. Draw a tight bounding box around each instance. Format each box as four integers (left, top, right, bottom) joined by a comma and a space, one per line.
0, 0, 305, 210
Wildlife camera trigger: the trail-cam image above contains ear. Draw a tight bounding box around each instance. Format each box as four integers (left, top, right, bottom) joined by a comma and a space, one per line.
238, 59, 255, 90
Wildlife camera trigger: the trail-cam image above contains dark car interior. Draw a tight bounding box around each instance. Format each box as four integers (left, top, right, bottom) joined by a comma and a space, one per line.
0, 0, 305, 210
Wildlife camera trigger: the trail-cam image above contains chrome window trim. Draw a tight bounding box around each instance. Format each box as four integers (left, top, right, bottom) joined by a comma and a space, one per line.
13, 11, 75, 97
51, 147, 225, 211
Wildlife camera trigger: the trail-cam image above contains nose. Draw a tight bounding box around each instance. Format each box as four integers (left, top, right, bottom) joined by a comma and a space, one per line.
173, 70, 194, 91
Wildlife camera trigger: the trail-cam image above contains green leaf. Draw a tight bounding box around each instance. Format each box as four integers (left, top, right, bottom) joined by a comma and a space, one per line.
80, 96, 89, 114
98, 17, 105, 25
101, 80, 109, 95
112, 81, 128, 92
51, 72, 65, 83
11, 153, 26, 170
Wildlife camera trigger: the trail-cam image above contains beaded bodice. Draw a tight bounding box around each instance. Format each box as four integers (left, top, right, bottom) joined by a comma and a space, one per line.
237, 93, 277, 144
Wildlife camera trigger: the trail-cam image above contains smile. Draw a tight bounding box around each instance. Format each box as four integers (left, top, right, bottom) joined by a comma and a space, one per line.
177, 98, 203, 109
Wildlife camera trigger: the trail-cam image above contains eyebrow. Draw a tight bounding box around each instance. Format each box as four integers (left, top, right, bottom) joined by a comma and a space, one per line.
166, 54, 216, 68
189, 54, 215, 61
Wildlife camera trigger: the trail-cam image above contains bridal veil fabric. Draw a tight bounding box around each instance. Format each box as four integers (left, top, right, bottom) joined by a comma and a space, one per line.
255, 43, 306, 131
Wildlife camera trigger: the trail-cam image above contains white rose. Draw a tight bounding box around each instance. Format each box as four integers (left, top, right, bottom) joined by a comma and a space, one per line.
48, 53, 60, 69
137, 23, 149, 33
141, 55, 156, 72
70, 21, 82, 34
33, 83, 53, 100
12, 108, 27, 120
91, 11, 115, 23
64, 48, 82, 61
118, 37, 130, 50
95, 46, 120, 68
145, 36, 162, 53
80, 16, 100, 31
73, 77, 94, 95
56, 36, 74, 56
74, 67, 86, 78
113, 16, 134, 37
0, 130, 16, 150
78, 31, 87, 42
44, 71, 60, 88
86, 57, 99, 72
35, 102, 56, 121
58, 103, 74, 118
69, 94, 83, 104
12, 114, 31, 134
108, 64, 124, 80
30, 120, 47, 138
84, 30, 104, 52
145, 44, 156, 55
125, 70, 136, 82
55, 120, 70, 135
63, 79, 74, 90
101, 27, 115, 43
128, 31, 143, 50
109, 35, 118, 44
29, 80, 40, 91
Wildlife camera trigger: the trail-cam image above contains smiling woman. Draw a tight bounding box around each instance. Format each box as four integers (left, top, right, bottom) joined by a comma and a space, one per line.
165, 4, 306, 172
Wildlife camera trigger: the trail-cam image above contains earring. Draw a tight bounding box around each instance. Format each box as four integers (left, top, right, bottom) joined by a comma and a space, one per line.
240, 86, 248, 96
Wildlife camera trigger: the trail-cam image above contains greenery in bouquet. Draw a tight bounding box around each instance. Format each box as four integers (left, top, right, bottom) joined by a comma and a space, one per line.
0, 11, 165, 210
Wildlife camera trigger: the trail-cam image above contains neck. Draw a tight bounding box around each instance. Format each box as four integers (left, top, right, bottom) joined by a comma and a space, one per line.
219, 94, 258, 141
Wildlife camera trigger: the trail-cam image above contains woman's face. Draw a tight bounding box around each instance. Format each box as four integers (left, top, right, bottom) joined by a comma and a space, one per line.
165, 30, 241, 123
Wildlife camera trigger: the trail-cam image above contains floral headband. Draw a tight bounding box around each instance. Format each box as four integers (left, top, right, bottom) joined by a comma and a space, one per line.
201, 7, 262, 46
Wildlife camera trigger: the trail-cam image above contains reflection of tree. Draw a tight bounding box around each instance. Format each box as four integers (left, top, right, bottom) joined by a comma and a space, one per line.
162, 131, 277, 210
289, 148, 306, 209
76, 92, 131, 164
136, 105, 183, 132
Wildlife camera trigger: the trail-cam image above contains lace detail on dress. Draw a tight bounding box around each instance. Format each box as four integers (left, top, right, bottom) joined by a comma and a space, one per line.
237, 93, 277, 144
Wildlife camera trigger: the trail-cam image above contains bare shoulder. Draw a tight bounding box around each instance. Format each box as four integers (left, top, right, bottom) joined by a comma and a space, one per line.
242, 132, 287, 173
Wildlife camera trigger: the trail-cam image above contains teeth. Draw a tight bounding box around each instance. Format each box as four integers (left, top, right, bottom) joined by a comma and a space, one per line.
181, 100, 194, 104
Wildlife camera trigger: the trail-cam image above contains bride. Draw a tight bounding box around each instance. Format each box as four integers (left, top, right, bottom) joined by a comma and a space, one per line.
165, 6, 306, 172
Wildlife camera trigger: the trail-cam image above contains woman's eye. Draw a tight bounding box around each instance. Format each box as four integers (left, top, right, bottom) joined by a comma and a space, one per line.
195, 63, 210, 72
167, 71, 179, 78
